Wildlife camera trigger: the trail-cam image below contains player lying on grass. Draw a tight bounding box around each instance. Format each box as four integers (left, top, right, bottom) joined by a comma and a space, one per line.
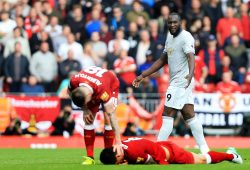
100, 137, 243, 165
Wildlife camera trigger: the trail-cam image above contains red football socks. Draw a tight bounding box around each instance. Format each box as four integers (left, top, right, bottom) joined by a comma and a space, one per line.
208, 151, 234, 163
104, 130, 115, 148
84, 129, 95, 158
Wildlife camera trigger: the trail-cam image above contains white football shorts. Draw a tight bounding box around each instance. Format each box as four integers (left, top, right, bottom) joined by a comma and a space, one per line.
164, 83, 194, 110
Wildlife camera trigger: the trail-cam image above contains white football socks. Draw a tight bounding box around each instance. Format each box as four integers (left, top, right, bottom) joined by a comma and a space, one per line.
186, 116, 210, 154
157, 116, 174, 141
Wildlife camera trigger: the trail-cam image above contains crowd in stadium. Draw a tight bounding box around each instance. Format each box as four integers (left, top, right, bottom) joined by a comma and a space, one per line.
0, 0, 250, 96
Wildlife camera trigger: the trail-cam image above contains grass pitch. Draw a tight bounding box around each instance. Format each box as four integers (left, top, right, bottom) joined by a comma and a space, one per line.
0, 148, 249, 170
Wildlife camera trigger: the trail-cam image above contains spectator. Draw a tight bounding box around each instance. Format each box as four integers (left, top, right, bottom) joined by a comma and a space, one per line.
138, 50, 159, 89
225, 34, 248, 84
66, 5, 87, 43
109, 5, 128, 33
4, 42, 29, 92
108, 28, 130, 53
0, 11, 16, 44
57, 71, 76, 98
239, 3, 250, 48
85, 9, 103, 37
149, 19, 166, 59
24, 8, 40, 39
99, 23, 113, 45
59, 49, 81, 79
223, 26, 245, 48
198, 16, 212, 49
42, 0, 62, 24
20, 75, 45, 96
122, 122, 144, 136
20, 0, 31, 18
56, 0, 70, 22
89, 32, 108, 66
51, 105, 75, 136
52, 24, 71, 54
126, 22, 140, 57
157, 5, 169, 35
14, 16, 28, 39
44, 15, 62, 38
29, 30, 54, 54
194, 55, 208, 92
2, 118, 22, 136
183, 0, 205, 30
79, 42, 96, 69
221, 55, 233, 73
3, 27, 31, 59
57, 33, 83, 61
203, 0, 224, 35
126, 1, 149, 23
241, 70, 250, 93
103, 40, 121, 70
216, 71, 241, 93
113, 0, 132, 16
198, 35, 224, 84
134, 29, 155, 66
114, 49, 136, 92
216, 7, 243, 47
29, 42, 58, 92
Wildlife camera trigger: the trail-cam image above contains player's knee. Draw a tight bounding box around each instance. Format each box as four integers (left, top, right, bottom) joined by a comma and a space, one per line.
163, 106, 176, 117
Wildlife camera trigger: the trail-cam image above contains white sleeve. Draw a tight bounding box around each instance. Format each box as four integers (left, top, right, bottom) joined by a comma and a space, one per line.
162, 35, 168, 54
183, 33, 195, 55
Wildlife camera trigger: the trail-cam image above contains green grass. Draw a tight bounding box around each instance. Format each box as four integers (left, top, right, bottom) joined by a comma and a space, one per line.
0, 148, 249, 170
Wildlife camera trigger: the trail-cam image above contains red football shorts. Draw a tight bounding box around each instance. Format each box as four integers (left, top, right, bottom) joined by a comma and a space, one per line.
158, 141, 194, 164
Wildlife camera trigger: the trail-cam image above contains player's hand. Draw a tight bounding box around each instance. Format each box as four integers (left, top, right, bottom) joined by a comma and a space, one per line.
132, 75, 144, 88
113, 144, 124, 157
83, 109, 94, 124
185, 74, 192, 88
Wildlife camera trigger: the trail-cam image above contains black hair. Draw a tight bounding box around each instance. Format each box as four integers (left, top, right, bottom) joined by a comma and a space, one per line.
169, 12, 181, 21
100, 147, 116, 164
71, 88, 85, 108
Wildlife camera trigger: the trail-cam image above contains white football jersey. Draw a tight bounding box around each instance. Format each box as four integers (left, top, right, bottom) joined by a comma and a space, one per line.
163, 30, 195, 88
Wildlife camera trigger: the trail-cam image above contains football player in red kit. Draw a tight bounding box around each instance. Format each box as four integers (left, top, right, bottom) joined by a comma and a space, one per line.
100, 138, 243, 165
68, 66, 123, 165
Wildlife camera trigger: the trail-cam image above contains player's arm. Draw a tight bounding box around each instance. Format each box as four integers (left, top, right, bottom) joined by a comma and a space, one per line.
145, 155, 157, 164
104, 101, 123, 155
133, 52, 168, 88
185, 52, 195, 88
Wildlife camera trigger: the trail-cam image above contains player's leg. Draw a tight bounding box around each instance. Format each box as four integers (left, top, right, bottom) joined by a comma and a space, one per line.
181, 104, 209, 154
157, 106, 178, 141
82, 107, 98, 165
194, 148, 243, 164
103, 111, 114, 148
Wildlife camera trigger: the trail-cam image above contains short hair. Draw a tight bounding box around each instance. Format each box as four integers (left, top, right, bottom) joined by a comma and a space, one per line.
100, 147, 116, 164
71, 88, 85, 108
169, 12, 181, 21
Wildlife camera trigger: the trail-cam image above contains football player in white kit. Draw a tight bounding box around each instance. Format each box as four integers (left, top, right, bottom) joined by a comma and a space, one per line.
133, 12, 210, 154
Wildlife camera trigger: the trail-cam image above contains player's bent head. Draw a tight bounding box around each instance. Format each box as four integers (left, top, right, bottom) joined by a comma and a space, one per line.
71, 87, 85, 107
100, 147, 116, 164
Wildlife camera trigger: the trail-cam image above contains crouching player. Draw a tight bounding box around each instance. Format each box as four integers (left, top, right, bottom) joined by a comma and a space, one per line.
100, 138, 243, 165
68, 66, 123, 165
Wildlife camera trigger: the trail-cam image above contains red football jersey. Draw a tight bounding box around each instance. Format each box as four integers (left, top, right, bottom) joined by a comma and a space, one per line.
68, 66, 120, 112
121, 138, 168, 164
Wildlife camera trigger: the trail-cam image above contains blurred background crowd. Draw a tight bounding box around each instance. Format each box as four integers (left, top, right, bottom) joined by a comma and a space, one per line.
0, 0, 249, 96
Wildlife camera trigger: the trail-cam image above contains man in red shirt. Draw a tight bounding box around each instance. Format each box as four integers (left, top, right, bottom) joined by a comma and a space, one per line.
113, 49, 137, 92
216, 71, 241, 93
68, 66, 123, 165
100, 138, 243, 165
216, 7, 243, 47
194, 55, 208, 92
